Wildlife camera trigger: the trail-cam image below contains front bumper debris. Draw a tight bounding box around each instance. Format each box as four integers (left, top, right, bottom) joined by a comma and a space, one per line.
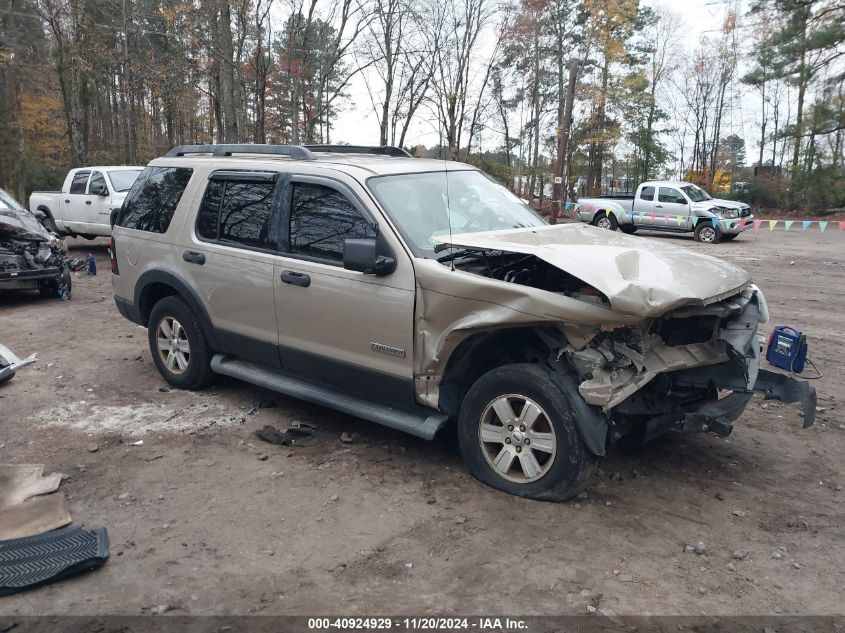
0, 343, 36, 385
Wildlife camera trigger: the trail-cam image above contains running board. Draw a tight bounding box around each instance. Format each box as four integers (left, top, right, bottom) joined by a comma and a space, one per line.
210, 354, 449, 440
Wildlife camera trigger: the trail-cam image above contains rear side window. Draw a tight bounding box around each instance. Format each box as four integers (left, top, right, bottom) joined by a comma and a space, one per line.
639, 186, 655, 201
196, 177, 276, 249
69, 171, 90, 194
117, 167, 193, 233
289, 183, 375, 262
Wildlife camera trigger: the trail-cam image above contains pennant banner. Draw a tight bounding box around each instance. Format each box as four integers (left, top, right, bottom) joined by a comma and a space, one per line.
784, 220, 794, 231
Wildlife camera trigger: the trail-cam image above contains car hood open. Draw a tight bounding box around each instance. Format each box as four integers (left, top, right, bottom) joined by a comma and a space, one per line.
434, 223, 751, 317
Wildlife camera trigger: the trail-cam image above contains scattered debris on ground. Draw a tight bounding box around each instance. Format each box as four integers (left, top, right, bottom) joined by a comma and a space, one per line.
257, 424, 316, 446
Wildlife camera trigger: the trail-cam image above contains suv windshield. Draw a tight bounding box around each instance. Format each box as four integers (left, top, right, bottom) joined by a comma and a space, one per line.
0, 187, 25, 212
108, 169, 143, 192
680, 184, 713, 202
368, 170, 545, 257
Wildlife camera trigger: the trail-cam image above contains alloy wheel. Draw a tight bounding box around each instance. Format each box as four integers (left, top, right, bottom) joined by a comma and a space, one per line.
478, 394, 557, 483
156, 316, 190, 374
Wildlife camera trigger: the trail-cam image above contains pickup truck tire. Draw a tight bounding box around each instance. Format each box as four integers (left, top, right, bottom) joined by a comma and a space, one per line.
694, 222, 720, 243
721, 233, 738, 241
620, 225, 638, 234
592, 212, 618, 231
457, 363, 595, 501
148, 296, 214, 390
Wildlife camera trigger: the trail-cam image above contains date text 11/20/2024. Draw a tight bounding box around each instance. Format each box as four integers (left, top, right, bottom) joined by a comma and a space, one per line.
307, 618, 528, 631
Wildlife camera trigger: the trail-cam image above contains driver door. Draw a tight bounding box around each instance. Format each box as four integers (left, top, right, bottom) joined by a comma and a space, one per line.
656, 186, 690, 229
273, 174, 417, 408
85, 171, 112, 231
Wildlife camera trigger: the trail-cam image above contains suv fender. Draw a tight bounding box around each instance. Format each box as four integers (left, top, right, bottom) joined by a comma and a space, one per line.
134, 269, 219, 350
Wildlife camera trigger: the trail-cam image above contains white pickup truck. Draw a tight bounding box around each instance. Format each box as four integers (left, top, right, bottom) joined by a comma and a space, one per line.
574, 180, 753, 243
29, 166, 143, 239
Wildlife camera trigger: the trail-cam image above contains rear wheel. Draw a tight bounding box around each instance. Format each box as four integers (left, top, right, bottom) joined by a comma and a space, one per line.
694, 221, 720, 243
458, 364, 596, 501
148, 296, 214, 390
592, 212, 619, 231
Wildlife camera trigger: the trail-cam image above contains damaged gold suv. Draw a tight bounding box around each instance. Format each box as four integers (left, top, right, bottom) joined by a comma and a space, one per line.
110, 144, 816, 500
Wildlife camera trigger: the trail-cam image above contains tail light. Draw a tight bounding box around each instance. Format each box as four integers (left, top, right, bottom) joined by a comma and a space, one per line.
109, 237, 119, 275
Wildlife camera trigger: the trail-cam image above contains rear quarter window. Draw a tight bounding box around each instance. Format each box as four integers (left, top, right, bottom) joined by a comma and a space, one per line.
117, 167, 193, 233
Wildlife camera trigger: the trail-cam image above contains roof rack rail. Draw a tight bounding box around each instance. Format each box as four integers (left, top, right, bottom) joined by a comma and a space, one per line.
165, 144, 316, 160
303, 144, 412, 158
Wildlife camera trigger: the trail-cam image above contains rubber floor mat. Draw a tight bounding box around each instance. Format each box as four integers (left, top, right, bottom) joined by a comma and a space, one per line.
0, 464, 63, 509
0, 524, 109, 596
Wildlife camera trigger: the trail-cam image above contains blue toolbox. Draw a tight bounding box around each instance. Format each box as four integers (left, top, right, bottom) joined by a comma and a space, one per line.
766, 326, 808, 373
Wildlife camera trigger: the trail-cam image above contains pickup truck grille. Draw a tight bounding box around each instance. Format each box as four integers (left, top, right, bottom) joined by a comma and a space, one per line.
740, 207, 751, 217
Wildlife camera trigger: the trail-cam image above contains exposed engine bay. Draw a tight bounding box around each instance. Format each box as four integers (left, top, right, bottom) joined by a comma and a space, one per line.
433, 248, 815, 449
447, 250, 612, 307
0, 193, 71, 298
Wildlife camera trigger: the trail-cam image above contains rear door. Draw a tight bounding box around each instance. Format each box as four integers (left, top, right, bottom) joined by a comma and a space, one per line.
656, 186, 691, 229
63, 170, 90, 234
632, 185, 655, 227
184, 170, 282, 369
272, 174, 417, 407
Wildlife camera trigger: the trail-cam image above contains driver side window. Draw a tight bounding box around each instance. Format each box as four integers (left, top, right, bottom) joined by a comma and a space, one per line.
88, 171, 107, 194
288, 183, 375, 263
658, 187, 686, 205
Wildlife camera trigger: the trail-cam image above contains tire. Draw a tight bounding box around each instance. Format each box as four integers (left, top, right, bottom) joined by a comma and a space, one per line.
620, 225, 638, 234
592, 212, 619, 231
694, 221, 720, 243
721, 233, 738, 241
457, 363, 596, 501
148, 296, 214, 390
38, 268, 72, 299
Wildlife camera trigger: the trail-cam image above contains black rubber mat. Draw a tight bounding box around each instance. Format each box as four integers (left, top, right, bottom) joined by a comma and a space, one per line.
0, 524, 109, 595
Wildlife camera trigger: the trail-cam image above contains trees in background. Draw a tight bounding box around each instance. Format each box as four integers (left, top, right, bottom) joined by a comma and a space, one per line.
0, 0, 843, 211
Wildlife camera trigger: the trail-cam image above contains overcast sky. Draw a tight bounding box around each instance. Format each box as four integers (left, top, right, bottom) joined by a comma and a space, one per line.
331, 0, 756, 154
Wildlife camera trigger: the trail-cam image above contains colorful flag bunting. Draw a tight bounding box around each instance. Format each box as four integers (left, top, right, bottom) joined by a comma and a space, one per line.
819, 221, 828, 232
768, 220, 778, 231
784, 220, 794, 231
840, 221, 845, 231
802, 220, 812, 231
676, 215, 683, 224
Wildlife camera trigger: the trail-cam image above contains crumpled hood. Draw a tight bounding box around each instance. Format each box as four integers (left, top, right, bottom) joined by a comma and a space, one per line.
0, 207, 51, 242
435, 223, 751, 317
691, 197, 749, 212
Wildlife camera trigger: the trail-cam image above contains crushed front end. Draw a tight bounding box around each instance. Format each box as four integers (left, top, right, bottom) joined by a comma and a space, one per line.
564, 286, 816, 445
0, 206, 70, 296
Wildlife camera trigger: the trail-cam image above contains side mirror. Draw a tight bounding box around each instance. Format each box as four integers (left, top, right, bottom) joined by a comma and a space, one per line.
90, 181, 108, 196
343, 238, 396, 276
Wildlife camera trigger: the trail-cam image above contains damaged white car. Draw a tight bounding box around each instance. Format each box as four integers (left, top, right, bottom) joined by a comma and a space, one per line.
111, 147, 815, 501
0, 187, 71, 299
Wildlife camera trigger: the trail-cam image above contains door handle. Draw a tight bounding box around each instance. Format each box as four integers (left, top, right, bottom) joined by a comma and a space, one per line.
655, 205, 663, 209
64, 199, 70, 203
280, 270, 311, 287
85, 200, 92, 205
182, 251, 205, 265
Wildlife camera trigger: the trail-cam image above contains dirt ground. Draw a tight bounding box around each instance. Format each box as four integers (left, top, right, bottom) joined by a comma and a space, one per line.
0, 227, 842, 617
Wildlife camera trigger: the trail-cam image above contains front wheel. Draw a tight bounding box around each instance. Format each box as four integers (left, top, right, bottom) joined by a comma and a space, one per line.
592, 212, 619, 231
457, 364, 596, 501
148, 296, 214, 390
721, 233, 738, 241
694, 221, 720, 243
